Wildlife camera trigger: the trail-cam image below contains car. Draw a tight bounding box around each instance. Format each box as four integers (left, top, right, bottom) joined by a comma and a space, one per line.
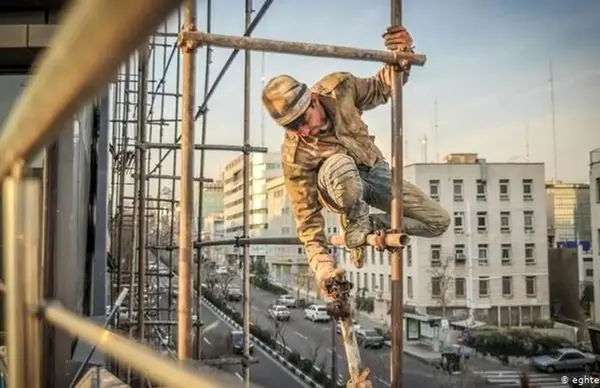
303, 304, 331, 322
268, 304, 291, 321
356, 328, 385, 348
226, 286, 242, 302
532, 348, 597, 373
228, 330, 254, 355
336, 319, 361, 334
276, 295, 297, 308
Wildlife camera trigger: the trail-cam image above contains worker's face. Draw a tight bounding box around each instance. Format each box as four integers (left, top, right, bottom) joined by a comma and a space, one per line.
287, 95, 327, 136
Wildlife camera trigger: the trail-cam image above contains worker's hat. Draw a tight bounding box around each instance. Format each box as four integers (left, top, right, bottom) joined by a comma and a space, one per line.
261, 75, 311, 127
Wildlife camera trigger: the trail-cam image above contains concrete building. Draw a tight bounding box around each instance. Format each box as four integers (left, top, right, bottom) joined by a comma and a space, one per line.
263, 176, 339, 291
589, 149, 600, 321
196, 180, 224, 219
340, 154, 551, 326
221, 152, 282, 259
201, 212, 226, 266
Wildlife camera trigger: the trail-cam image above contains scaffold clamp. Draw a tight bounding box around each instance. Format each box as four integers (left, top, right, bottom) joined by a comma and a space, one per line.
177, 23, 199, 53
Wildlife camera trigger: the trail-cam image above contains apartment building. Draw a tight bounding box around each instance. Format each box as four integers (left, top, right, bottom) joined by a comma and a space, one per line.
201, 212, 226, 266
263, 176, 339, 287
221, 152, 282, 259
340, 153, 550, 326
197, 180, 224, 218
589, 149, 600, 321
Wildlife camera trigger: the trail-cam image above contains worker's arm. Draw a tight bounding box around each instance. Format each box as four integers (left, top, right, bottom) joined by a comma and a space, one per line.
350, 66, 410, 112
282, 163, 330, 272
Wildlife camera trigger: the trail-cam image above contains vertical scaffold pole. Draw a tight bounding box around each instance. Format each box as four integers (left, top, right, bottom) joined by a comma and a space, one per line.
389, 0, 405, 387
178, 0, 196, 360
242, 0, 253, 385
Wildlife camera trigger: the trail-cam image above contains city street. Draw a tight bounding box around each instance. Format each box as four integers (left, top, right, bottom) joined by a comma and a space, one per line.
226, 280, 481, 388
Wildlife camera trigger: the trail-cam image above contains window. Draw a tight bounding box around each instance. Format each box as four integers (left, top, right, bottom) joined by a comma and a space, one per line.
454, 211, 464, 233
407, 276, 413, 298
429, 179, 440, 200
431, 277, 441, 296
455, 277, 466, 298
454, 244, 466, 265
388, 275, 391, 294
379, 274, 384, 292
499, 179, 510, 200
431, 244, 441, 267
371, 247, 376, 264
356, 274, 361, 288
478, 277, 489, 297
476, 179, 487, 201
407, 246, 412, 266
379, 250, 384, 265
596, 177, 600, 203
525, 276, 537, 296
500, 211, 511, 233
502, 276, 513, 296
477, 211, 488, 233
525, 243, 535, 265
524, 211, 535, 232
453, 179, 464, 201
501, 244, 512, 265
586, 269, 594, 277
477, 244, 488, 265
349, 271, 354, 283
522, 179, 533, 201
371, 273, 376, 290
364, 273, 368, 290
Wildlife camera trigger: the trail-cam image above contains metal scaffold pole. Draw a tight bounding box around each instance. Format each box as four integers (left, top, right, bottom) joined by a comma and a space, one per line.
389, 0, 405, 387
178, 0, 197, 360
195, 0, 213, 360
242, 0, 253, 385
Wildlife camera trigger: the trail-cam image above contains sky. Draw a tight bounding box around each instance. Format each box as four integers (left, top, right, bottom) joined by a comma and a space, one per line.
135, 0, 600, 186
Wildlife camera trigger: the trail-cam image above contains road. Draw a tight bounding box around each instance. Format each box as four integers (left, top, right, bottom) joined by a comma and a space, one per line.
147, 251, 309, 388
224, 280, 485, 388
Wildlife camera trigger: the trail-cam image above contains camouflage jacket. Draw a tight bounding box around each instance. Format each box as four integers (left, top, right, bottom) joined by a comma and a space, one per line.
281, 66, 408, 268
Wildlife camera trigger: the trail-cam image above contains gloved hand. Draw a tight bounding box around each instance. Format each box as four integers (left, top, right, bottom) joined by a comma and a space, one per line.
382, 25, 414, 52
314, 261, 346, 300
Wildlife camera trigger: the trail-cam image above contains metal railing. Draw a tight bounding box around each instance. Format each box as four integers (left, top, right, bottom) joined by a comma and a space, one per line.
0, 0, 424, 387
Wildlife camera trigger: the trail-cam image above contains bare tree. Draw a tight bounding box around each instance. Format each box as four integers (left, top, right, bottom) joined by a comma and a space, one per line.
269, 318, 288, 354
307, 341, 324, 368
429, 255, 454, 317
216, 271, 237, 300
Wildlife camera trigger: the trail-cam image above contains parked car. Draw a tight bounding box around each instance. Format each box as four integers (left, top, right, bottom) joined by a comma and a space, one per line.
303, 304, 330, 322
356, 328, 385, 349
336, 319, 361, 334
268, 304, 291, 321
276, 295, 297, 308
532, 348, 597, 373
228, 330, 254, 355
226, 286, 242, 302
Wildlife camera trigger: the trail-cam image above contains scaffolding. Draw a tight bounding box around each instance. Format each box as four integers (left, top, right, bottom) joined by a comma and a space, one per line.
0, 0, 425, 387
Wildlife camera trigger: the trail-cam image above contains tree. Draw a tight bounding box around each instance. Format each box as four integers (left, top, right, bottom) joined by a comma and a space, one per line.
216, 270, 237, 300
429, 256, 454, 317
269, 317, 288, 354
307, 341, 324, 370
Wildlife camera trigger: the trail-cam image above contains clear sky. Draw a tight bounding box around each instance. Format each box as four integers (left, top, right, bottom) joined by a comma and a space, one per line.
142, 0, 600, 186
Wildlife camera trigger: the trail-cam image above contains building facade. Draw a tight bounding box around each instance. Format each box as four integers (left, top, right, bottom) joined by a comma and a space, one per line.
196, 180, 224, 219
545, 181, 592, 290
263, 176, 339, 291
339, 154, 551, 326
589, 149, 600, 322
221, 152, 282, 259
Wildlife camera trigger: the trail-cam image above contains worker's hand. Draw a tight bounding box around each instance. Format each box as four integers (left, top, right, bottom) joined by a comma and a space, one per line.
382, 25, 414, 53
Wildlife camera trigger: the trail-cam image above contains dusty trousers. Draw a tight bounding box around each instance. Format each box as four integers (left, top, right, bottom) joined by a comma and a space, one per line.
317, 154, 451, 239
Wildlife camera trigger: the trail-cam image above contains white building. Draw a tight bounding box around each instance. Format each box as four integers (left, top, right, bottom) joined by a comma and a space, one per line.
339, 153, 551, 326
263, 176, 339, 289
201, 212, 225, 265
221, 152, 282, 259
589, 149, 600, 321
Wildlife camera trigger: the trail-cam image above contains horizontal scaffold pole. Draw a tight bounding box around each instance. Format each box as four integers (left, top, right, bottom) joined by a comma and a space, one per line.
181, 31, 426, 66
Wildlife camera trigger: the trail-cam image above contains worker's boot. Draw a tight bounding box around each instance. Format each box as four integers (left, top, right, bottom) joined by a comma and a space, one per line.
340, 211, 390, 269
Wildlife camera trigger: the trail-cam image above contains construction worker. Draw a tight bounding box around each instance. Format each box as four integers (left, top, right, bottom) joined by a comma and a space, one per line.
261, 26, 450, 298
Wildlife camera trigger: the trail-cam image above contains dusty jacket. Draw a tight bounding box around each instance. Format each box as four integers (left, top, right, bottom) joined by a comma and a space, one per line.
281, 66, 407, 268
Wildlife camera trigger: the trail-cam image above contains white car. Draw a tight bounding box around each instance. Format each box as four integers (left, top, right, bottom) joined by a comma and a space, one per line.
336, 319, 361, 334
268, 305, 291, 321
304, 304, 330, 322
276, 295, 297, 308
